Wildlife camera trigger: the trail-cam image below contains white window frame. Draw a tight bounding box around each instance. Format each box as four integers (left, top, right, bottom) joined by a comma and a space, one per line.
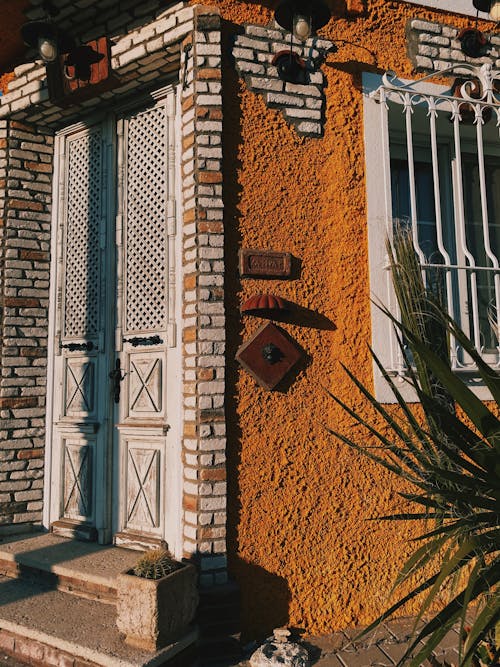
363, 66, 500, 403
399, 0, 491, 19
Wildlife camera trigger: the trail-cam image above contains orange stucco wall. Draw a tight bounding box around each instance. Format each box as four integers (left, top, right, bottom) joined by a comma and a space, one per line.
0, 0, 486, 641
195, 0, 485, 639
0, 72, 14, 95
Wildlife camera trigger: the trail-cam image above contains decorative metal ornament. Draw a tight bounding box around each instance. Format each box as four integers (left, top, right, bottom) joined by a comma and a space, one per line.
450, 77, 493, 124
236, 322, 302, 390
240, 294, 290, 316
64, 44, 104, 81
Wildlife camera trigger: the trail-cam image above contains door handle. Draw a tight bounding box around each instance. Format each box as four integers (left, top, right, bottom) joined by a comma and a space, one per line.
109, 358, 126, 404
123, 335, 163, 347
61, 341, 96, 352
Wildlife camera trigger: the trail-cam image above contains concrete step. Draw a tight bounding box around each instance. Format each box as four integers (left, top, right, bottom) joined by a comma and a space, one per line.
0, 532, 139, 604
0, 575, 197, 667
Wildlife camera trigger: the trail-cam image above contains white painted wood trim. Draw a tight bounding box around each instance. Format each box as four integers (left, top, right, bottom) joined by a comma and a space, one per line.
399, 0, 491, 19
43, 133, 63, 530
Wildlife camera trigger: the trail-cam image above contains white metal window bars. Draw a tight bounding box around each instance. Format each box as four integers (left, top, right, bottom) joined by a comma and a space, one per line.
370, 63, 500, 376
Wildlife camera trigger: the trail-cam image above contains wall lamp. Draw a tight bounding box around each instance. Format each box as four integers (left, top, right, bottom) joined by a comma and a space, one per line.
473, 0, 500, 21
21, 1, 74, 63
21, 0, 104, 83
459, 0, 500, 57
273, 0, 336, 84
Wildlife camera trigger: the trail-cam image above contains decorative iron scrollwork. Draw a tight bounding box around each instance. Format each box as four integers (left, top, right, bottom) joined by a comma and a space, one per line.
123, 335, 163, 347
60, 341, 95, 352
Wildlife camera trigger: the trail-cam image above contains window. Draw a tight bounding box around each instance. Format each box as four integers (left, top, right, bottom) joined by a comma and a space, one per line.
363, 66, 500, 401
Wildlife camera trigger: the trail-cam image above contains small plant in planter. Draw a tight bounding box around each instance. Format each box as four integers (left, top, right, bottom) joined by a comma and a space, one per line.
116, 548, 199, 651
132, 548, 182, 580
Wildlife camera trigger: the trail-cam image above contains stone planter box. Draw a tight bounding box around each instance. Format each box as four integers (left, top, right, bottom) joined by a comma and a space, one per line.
116, 562, 199, 651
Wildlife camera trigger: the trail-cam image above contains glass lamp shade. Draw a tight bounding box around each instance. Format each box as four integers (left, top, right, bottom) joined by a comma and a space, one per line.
21, 20, 74, 62
293, 14, 312, 41
490, 0, 500, 20
38, 35, 58, 62
275, 0, 331, 36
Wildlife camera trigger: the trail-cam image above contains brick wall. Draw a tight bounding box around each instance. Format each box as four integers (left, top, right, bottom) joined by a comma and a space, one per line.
180, 8, 227, 587
407, 18, 500, 72
0, 120, 53, 531
233, 25, 335, 137
0, 2, 229, 583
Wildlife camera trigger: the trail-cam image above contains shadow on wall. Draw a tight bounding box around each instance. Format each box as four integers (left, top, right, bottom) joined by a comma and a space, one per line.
234, 559, 292, 642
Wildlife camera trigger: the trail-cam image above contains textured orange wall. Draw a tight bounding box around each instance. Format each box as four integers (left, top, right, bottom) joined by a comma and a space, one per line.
0, 72, 15, 95
197, 0, 487, 639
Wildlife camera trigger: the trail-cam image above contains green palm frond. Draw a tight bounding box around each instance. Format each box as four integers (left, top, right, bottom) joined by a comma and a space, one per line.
327, 227, 500, 666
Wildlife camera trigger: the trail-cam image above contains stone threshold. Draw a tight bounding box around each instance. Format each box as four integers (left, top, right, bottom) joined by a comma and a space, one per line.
0, 531, 139, 602
0, 532, 198, 666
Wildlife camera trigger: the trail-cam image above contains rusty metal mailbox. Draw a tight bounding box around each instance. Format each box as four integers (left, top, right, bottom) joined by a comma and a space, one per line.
236, 322, 302, 390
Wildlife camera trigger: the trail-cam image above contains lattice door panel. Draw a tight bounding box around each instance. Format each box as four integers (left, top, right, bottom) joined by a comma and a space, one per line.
63, 129, 103, 339
124, 106, 168, 335
125, 442, 163, 534
63, 440, 94, 522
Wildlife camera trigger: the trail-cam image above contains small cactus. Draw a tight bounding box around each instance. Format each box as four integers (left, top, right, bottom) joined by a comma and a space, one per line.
132, 548, 181, 580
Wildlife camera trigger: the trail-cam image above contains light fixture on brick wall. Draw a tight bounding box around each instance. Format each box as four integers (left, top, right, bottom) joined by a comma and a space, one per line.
473, 0, 500, 21
21, 0, 74, 63
459, 0, 499, 57
275, 0, 331, 42
273, 0, 336, 84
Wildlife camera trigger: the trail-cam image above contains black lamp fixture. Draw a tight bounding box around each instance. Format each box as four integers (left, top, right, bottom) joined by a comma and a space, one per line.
459, 0, 500, 57
473, 0, 500, 20
21, 0, 74, 63
273, 0, 335, 84
275, 0, 332, 42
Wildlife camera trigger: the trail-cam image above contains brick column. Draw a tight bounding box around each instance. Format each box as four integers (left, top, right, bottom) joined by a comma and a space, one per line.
0, 120, 53, 531
180, 7, 227, 586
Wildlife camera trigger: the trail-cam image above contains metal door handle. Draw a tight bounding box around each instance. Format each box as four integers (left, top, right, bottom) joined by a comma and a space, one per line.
61, 341, 95, 352
123, 335, 163, 347
109, 358, 126, 403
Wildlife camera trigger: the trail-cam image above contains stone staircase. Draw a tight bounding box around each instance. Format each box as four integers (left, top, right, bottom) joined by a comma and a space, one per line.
0, 531, 198, 667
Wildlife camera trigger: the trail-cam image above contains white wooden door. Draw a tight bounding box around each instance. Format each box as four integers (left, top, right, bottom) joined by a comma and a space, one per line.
47, 89, 179, 548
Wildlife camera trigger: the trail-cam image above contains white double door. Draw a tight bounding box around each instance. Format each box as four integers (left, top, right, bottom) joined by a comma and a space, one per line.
46, 89, 181, 548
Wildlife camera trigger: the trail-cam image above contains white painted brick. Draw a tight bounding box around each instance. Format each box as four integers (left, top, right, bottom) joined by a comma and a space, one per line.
234, 47, 258, 63
297, 121, 321, 135
250, 77, 284, 92
184, 524, 197, 540
119, 44, 147, 67
411, 19, 442, 33
200, 497, 225, 511
237, 36, 270, 51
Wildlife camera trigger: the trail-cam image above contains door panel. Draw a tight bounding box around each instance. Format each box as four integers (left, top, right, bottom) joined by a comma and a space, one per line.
64, 358, 96, 417
50, 122, 110, 541
62, 438, 94, 522
128, 354, 163, 416
125, 438, 163, 534
49, 89, 178, 547
115, 97, 176, 543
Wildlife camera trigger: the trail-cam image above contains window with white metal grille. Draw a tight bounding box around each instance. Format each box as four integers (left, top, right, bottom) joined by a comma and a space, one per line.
363, 64, 500, 401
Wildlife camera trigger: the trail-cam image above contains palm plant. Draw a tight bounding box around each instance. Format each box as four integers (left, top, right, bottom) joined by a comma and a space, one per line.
326, 228, 500, 666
